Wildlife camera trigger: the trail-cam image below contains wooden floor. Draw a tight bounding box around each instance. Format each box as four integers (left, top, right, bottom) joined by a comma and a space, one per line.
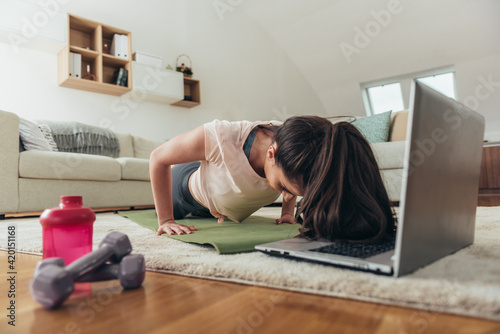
1, 252, 499, 334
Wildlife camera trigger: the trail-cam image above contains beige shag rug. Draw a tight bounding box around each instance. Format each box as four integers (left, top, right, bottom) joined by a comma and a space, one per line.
1, 206, 499, 321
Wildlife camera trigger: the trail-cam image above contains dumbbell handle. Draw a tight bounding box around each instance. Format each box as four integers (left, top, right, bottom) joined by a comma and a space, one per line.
76, 263, 119, 282
66, 245, 126, 280
76, 254, 145, 289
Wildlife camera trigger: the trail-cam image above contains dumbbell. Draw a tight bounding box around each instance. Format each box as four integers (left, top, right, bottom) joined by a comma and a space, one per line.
34, 254, 145, 289
30, 231, 132, 309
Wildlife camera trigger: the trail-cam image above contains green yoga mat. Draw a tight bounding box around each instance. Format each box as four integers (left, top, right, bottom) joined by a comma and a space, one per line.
118, 210, 301, 254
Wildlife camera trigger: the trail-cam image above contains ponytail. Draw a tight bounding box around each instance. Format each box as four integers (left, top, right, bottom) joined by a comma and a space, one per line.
275, 117, 396, 243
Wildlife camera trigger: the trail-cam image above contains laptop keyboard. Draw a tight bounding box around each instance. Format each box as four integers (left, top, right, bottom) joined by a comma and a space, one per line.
310, 235, 396, 259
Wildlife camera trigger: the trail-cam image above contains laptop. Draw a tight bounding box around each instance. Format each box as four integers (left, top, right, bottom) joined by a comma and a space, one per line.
255, 81, 485, 277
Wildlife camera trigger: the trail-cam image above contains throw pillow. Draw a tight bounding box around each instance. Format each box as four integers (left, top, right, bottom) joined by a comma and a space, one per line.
114, 132, 134, 157
132, 135, 164, 159
19, 136, 25, 152
352, 110, 392, 143
37, 124, 59, 152
18, 118, 53, 151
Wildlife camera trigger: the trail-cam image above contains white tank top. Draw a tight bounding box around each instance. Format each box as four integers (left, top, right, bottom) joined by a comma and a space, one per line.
189, 119, 282, 222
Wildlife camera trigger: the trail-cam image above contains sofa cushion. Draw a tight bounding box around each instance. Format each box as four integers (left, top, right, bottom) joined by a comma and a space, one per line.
115, 132, 134, 157
389, 111, 409, 141
371, 141, 406, 170
117, 157, 150, 181
19, 151, 121, 181
352, 110, 392, 143
132, 135, 163, 159
37, 123, 59, 151
19, 118, 53, 151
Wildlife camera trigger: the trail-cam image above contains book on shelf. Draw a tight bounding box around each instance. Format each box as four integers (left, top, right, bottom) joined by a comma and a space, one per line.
121, 68, 128, 86
69, 52, 82, 79
110, 34, 129, 60
112, 68, 128, 86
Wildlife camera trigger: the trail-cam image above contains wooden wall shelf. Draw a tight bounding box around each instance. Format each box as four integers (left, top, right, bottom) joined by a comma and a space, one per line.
171, 77, 201, 108
58, 14, 132, 96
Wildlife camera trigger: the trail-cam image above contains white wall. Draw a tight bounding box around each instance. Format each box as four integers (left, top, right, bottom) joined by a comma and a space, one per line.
2, 0, 499, 140
455, 53, 500, 137
0, 0, 325, 142
245, 0, 500, 136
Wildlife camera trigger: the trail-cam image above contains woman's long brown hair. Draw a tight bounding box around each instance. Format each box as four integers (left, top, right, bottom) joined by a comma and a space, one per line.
274, 116, 396, 243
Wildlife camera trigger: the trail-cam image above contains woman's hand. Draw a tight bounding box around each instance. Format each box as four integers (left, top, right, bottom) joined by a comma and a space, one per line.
157, 219, 197, 236
276, 213, 297, 225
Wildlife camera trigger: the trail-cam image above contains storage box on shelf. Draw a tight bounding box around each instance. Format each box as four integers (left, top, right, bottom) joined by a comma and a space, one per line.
128, 62, 184, 104
58, 14, 132, 96
133, 52, 163, 67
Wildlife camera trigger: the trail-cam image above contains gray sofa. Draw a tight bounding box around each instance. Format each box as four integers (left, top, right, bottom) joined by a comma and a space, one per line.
0, 110, 407, 217
0, 110, 162, 216
373, 111, 407, 203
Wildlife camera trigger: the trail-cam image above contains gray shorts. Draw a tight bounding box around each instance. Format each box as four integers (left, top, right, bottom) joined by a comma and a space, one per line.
171, 162, 211, 220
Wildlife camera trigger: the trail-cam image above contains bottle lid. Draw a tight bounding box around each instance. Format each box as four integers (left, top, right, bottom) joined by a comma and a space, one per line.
60, 196, 83, 208
40, 196, 95, 227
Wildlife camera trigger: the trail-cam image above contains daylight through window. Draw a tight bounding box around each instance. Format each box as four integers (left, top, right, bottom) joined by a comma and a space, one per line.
361, 67, 456, 115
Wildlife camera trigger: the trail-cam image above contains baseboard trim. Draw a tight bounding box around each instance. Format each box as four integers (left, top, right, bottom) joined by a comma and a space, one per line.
478, 194, 500, 206
3, 205, 155, 219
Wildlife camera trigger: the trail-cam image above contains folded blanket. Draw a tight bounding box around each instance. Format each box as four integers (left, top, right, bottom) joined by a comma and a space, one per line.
118, 210, 301, 254
36, 120, 120, 158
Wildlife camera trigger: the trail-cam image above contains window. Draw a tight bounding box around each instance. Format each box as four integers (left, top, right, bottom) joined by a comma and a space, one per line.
416, 72, 456, 99
366, 83, 405, 115
361, 66, 456, 115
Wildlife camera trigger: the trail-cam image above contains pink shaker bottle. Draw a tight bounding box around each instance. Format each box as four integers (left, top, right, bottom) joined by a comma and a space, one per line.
40, 196, 96, 265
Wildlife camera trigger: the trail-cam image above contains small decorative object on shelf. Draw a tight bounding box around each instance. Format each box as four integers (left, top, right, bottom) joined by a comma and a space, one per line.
82, 65, 96, 81
103, 43, 109, 54
176, 54, 193, 78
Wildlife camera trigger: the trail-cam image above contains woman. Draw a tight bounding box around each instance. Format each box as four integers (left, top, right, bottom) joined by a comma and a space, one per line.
149, 116, 396, 243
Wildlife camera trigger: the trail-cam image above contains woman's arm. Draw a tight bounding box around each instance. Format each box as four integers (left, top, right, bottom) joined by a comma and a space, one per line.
149, 125, 206, 235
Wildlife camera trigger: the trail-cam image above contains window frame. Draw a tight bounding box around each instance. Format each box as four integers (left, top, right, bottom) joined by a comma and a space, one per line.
360, 65, 457, 116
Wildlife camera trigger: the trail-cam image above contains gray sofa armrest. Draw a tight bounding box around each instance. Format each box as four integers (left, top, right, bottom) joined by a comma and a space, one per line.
0, 110, 20, 214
